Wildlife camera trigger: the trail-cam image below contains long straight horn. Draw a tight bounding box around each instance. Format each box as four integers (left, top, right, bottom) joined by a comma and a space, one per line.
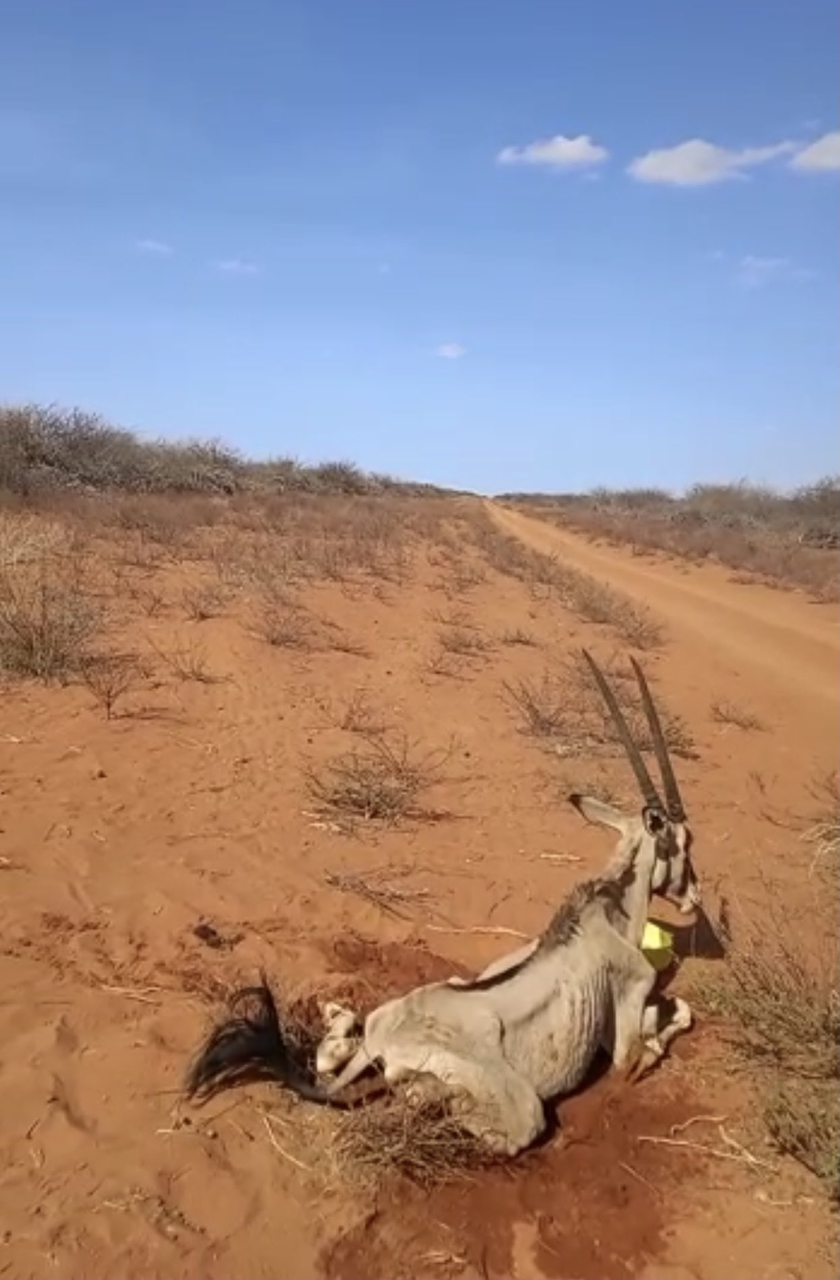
629, 657, 686, 822
581, 650, 662, 810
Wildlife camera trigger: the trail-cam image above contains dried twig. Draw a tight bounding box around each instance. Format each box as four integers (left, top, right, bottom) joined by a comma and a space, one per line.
669, 1113, 727, 1135
263, 1114, 312, 1172
425, 923, 529, 940
618, 1160, 659, 1195
637, 1123, 776, 1171
100, 984, 162, 1005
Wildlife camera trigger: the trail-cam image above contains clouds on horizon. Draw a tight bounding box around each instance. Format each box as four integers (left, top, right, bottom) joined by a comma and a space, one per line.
498, 128, 839, 185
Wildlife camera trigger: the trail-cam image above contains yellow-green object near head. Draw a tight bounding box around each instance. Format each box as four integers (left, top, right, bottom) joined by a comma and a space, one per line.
641, 921, 674, 972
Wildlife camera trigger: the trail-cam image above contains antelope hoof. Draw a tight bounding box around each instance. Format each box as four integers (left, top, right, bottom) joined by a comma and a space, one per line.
625, 1037, 664, 1084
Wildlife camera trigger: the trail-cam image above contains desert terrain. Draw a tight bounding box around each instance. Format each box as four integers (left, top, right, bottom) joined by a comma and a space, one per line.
0, 419, 837, 1280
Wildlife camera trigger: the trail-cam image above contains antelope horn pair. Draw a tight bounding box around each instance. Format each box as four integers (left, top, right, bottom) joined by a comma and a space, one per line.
581, 649, 686, 823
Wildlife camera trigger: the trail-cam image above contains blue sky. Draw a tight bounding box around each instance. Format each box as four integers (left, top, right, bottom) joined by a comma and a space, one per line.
1, 0, 838, 494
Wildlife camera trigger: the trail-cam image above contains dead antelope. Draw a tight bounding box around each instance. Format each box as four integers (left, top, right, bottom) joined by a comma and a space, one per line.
185, 650, 699, 1157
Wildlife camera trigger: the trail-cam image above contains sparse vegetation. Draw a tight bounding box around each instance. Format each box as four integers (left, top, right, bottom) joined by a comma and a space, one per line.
79, 652, 145, 719
336, 688, 389, 736
181, 582, 228, 621
305, 733, 451, 824
150, 636, 219, 683
437, 626, 492, 659
500, 477, 840, 600
499, 626, 538, 647
504, 652, 694, 759
0, 513, 65, 567
323, 866, 428, 919
705, 901, 839, 1200
0, 402, 449, 498
258, 601, 315, 650
468, 511, 664, 648
710, 700, 767, 732
0, 563, 102, 680
803, 771, 839, 882
503, 673, 567, 738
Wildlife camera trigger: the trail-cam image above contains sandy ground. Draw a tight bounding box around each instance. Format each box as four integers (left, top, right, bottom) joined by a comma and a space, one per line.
1, 498, 837, 1280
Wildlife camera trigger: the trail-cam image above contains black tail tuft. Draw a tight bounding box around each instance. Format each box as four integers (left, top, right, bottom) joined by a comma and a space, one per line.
185, 974, 324, 1103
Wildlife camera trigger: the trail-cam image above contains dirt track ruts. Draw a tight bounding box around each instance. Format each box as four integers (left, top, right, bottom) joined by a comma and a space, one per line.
487, 501, 839, 750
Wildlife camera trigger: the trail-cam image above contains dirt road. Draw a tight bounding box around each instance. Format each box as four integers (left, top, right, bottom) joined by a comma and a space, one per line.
488, 501, 839, 756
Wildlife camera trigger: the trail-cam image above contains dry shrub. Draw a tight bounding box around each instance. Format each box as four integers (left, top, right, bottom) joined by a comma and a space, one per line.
332, 1098, 495, 1188
422, 646, 473, 680
803, 771, 839, 882
0, 513, 65, 567
710, 699, 767, 732
181, 582, 228, 621
504, 652, 694, 759
151, 636, 219, 683
79, 652, 146, 719
306, 733, 451, 824
704, 900, 839, 1200
0, 562, 102, 680
503, 673, 567, 738
325, 628, 372, 658
336, 689, 389, 735
258, 601, 315, 650
437, 626, 491, 658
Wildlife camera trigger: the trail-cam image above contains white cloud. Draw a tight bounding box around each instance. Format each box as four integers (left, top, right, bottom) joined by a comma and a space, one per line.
436, 342, 466, 360
497, 133, 609, 170
790, 130, 840, 172
738, 255, 789, 287
627, 138, 795, 186
737, 255, 813, 288
214, 257, 259, 276
135, 238, 174, 255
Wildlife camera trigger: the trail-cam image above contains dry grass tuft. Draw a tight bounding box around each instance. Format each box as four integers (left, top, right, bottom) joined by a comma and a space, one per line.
437, 626, 492, 659
258, 601, 315, 650
703, 899, 839, 1200
181, 582, 228, 621
331, 1097, 496, 1188
803, 771, 839, 882
504, 652, 694, 759
324, 866, 428, 919
150, 635, 220, 683
503, 673, 567, 738
336, 688, 390, 735
499, 626, 538, 647
710, 700, 767, 732
305, 733, 451, 824
0, 513, 65, 567
0, 563, 102, 681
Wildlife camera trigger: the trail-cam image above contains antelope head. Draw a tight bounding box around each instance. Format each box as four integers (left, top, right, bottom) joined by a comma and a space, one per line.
570, 650, 699, 916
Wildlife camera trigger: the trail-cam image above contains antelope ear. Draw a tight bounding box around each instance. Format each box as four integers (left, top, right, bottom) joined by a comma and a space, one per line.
569, 794, 630, 834
642, 805, 668, 837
